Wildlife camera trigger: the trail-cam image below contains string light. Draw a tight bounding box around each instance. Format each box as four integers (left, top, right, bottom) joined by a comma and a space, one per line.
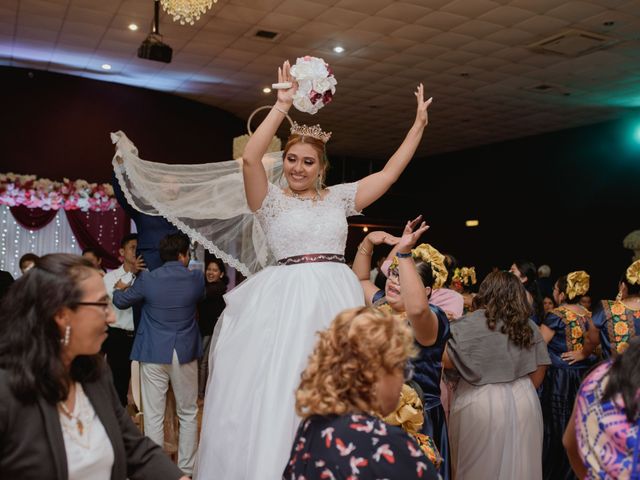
0, 206, 81, 277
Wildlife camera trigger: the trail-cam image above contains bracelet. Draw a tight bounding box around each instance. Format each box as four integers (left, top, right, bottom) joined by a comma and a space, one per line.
273, 105, 289, 115
357, 243, 372, 256
396, 251, 412, 258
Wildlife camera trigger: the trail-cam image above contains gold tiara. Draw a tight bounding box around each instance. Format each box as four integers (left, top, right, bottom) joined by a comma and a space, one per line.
290, 122, 332, 143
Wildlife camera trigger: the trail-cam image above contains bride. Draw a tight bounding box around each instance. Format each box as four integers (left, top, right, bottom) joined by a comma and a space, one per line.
113, 60, 432, 479
195, 61, 432, 479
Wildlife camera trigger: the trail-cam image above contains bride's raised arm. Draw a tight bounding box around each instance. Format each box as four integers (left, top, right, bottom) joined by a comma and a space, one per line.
243, 61, 296, 211
354, 84, 432, 212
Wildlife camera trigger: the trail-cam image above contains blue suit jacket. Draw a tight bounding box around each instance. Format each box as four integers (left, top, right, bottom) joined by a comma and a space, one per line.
113, 261, 205, 364
112, 171, 178, 271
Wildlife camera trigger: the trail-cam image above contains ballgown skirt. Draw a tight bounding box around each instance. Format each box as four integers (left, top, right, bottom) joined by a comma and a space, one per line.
449, 376, 544, 480
194, 262, 364, 480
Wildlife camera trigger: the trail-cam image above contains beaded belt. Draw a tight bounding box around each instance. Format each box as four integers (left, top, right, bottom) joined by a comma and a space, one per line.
277, 253, 346, 266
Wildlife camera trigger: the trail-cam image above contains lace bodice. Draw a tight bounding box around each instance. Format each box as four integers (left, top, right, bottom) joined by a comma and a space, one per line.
255, 182, 361, 261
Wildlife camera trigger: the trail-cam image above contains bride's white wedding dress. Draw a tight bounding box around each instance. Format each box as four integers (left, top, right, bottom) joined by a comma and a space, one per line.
195, 182, 365, 479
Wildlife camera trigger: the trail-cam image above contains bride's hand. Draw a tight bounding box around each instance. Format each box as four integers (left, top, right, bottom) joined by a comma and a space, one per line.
276, 60, 297, 108
414, 83, 433, 128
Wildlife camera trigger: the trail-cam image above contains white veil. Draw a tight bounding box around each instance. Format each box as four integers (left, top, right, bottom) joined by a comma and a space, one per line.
110, 130, 284, 276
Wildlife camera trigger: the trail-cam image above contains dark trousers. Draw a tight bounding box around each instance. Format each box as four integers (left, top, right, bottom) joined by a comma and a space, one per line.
102, 326, 135, 406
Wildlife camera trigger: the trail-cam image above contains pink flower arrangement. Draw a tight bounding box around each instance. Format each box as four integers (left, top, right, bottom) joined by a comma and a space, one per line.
0, 172, 117, 212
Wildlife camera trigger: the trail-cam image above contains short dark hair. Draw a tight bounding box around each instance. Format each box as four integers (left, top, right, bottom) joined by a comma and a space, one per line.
19, 253, 39, 270
120, 233, 138, 249
159, 233, 190, 262
0, 254, 104, 404
81, 247, 100, 257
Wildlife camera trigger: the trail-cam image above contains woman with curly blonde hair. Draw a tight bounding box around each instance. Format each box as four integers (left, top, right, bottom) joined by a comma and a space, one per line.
283, 307, 437, 480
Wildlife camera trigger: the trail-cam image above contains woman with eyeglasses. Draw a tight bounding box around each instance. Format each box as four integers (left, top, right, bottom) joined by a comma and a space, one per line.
443, 271, 551, 480
284, 307, 438, 480
0, 254, 188, 480
352, 216, 451, 479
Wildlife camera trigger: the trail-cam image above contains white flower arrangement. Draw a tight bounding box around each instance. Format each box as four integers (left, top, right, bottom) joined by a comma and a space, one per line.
274, 56, 337, 115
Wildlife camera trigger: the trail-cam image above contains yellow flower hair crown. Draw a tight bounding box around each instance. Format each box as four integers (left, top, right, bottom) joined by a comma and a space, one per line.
389, 243, 448, 290
452, 267, 477, 287
626, 259, 640, 285
566, 270, 590, 300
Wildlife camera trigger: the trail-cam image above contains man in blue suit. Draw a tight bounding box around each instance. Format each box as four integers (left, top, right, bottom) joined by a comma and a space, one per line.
113, 233, 204, 476
112, 159, 179, 271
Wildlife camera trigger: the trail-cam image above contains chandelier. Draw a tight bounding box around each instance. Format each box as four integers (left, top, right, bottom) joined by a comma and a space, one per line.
160, 0, 218, 25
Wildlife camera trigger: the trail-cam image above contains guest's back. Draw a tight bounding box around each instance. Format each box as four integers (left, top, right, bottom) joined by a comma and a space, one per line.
286, 414, 435, 479
114, 261, 204, 365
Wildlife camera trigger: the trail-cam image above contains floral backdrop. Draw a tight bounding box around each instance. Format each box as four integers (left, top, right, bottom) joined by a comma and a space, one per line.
0, 172, 117, 211
0, 173, 129, 270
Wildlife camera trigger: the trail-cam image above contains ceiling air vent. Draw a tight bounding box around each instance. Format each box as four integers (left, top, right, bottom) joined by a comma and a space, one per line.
253, 29, 279, 40
522, 83, 572, 96
528, 29, 617, 56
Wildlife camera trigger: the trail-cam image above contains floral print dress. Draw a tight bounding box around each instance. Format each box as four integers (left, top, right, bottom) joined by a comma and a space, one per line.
283, 413, 438, 480
592, 299, 640, 358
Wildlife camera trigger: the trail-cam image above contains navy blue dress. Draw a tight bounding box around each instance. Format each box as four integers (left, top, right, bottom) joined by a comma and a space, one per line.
284, 414, 438, 480
413, 304, 450, 480
372, 291, 451, 480
541, 306, 594, 480
592, 299, 640, 358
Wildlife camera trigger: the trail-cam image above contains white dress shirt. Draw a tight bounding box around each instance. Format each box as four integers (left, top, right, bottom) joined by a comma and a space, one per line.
103, 265, 135, 331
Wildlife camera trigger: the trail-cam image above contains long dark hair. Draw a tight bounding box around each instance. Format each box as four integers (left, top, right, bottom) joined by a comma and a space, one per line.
602, 336, 640, 422
0, 254, 104, 404
474, 271, 534, 348
513, 259, 545, 320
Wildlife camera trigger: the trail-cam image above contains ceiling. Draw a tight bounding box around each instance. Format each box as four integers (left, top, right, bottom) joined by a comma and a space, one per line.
2, 0, 640, 159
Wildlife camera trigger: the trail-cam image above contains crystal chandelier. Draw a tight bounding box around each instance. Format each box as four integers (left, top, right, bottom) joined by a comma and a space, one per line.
160, 0, 218, 25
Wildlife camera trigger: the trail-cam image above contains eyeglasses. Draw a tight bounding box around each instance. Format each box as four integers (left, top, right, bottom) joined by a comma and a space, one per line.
74, 301, 112, 315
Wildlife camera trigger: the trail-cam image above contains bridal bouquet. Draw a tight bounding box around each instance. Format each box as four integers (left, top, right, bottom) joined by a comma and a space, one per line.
274, 56, 337, 115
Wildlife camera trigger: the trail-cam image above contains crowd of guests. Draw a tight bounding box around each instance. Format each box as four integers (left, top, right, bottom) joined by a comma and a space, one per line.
1, 228, 639, 479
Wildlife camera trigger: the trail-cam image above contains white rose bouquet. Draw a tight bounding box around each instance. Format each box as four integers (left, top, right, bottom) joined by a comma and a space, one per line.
272, 56, 337, 115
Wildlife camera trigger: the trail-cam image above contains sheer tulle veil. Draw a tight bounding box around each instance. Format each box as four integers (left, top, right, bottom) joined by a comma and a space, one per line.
111, 130, 284, 276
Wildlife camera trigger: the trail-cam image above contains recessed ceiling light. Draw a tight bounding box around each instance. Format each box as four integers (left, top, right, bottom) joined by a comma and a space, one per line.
101, 63, 112, 70
333, 46, 345, 53
262, 87, 271, 94
362, 226, 368, 232
465, 220, 479, 227
129, 23, 139, 31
